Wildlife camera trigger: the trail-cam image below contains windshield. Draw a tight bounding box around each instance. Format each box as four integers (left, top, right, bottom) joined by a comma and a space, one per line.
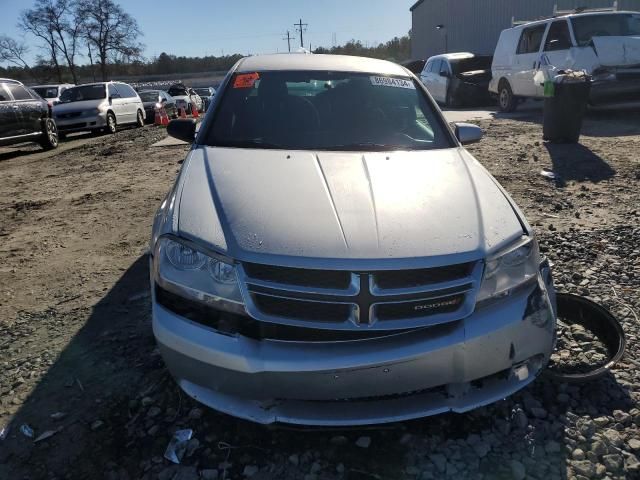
205, 70, 451, 151
168, 85, 188, 96
572, 13, 640, 46
452, 56, 493, 74
33, 87, 58, 98
194, 88, 211, 96
139, 91, 159, 102
59, 84, 106, 103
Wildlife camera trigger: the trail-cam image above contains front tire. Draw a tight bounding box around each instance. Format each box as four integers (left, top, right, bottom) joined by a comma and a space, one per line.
136, 109, 144, 128
498, 81, 517, 112
105, 112, 117, 134
39, 118, 59, 150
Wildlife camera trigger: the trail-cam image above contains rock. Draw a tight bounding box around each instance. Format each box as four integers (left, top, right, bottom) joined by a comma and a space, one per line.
336, 463, 345, 474
591, 440, 608, 456
603, 429, 624, 447
594, 416, 610, 427
546, 440, 561, 454
147, 406, 162, 418
629, 438, 640, 451
399, 433, 412, 445
430, 454, 447, 473
472, 442, 491, 458
557, 393, 570, 403
288, 454, 299, 466
514, 410, 528, 429
186, 438, 200, 457
405, 465, 420, 475
310, 462, 321, 474
625, 453, 640, 473
303, 475, 317, 480
510, 459, 525, 480
242, 465, 259, 477
90, 420, 104, 431
188, 408, 203, 420
330, 435, 348, 446
572, 449, 586, 460
141, 396, 154, 407
355, 436, 371, 448
613, 410, 631, 424
530, 407, 547, 419
602, 454, 623, 473
572, 460, 596, 477
200, 470, 218, 480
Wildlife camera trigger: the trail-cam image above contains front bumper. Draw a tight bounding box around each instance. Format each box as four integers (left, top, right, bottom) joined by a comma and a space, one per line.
55, 112, 107, 132
590, 77, 640, 105
152, 266, 556, 426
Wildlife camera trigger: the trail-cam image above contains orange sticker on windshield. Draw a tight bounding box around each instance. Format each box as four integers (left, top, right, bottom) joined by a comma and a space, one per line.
233, 72, 260, 88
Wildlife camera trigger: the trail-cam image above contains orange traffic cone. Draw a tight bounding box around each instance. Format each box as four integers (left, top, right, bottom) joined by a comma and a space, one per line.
191, 104, 199, 119
154, 109, 162, 126
160, 108, 169, 126
179, 107, 187, 119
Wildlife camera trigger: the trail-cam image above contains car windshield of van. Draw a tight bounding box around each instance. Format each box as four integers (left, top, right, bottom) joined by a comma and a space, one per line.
205, 70, 452, 151
451, 56, 493, 74
572, 13, 640, 46
168, 85, 188, 96
33, 87, 59, 98
59, 84, 106, 103
139, 91, 159, 102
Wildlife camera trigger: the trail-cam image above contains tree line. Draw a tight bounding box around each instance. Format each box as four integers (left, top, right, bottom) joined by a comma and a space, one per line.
1, 1, 412, 85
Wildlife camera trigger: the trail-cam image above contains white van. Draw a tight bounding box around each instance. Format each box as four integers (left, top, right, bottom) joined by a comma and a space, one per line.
490, 9, 640, 111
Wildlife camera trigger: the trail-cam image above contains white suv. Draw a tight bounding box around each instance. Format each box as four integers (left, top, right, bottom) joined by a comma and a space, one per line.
490, 10, 640, 111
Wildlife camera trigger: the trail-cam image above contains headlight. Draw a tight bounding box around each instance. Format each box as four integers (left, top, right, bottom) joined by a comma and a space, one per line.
155, 102, 162, 109
477, 236, 540, 302
154, 236, 243, 307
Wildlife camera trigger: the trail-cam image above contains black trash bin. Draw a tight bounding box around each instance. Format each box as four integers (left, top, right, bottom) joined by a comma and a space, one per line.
543, 74, 591, 143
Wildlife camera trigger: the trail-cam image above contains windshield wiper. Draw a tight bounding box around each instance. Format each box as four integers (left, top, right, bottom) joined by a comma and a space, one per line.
216, 139, 286, 149
317, 143, 411, 151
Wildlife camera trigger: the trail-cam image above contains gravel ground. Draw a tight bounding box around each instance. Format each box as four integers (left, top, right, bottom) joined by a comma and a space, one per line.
0, 111, 639, 480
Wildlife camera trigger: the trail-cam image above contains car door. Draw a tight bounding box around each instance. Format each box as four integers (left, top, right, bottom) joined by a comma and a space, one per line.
121, 84, 141, 123
423, 59, 443, 101
542, 20, 574, 80
419, 60, 433, 87
107, 84, 126, 123
0, 83, 20, 139
437, 59, 452, 103
513, 23, 549, 97
5, 84, 43, 135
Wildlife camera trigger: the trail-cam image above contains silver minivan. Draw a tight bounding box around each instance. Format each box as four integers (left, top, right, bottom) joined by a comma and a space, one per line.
53, 82, 145, 135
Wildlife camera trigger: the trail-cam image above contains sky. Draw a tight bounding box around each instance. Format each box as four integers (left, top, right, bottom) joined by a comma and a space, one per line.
0, 0, 415, 65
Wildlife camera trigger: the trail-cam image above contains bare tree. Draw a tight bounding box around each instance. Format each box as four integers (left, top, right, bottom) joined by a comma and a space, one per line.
20, 0, 84, 84
0, 35, 32, 71
78, 0, 143, 81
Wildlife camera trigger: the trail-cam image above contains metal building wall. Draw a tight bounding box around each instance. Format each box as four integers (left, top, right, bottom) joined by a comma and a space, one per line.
411, 0, 640, 60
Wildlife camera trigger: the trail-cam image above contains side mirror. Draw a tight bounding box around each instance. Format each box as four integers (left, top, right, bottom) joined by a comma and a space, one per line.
167, 118, 197, 143
454, 122, 483, 145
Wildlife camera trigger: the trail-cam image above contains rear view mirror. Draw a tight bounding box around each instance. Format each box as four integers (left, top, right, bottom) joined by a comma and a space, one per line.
167, 119, 197, 143
454, 122, 483, 145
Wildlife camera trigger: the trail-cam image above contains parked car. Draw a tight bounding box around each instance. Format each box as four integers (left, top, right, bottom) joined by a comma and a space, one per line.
193, 87, 216, 111
138, 89, 178, 122
420, 53, 494, 107
151, 54, 557, 426
31, 83, 75, 105
0, 78, 58, 150
167, 84, 203, 114
53, 81, 145, 135
490, 9, 640, 111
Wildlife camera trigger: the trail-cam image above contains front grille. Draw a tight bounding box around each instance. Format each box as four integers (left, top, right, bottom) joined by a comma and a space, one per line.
57, 112, 82, 119
59, 122, 87, 130
252, 294, 352, 323
374, 262, 474, 290
243, 262, 351, 290
240, 261, 481, 330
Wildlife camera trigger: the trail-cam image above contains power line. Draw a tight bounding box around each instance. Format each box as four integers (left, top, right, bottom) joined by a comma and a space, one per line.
283, 30, 294, 52
294, 18, 308, 48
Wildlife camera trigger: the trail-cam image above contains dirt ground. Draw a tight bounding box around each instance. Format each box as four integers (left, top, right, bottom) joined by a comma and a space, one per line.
1, 110, 639, 479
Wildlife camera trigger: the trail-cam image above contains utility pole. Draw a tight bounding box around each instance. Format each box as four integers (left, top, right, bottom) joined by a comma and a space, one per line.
283, 30, 293, 52
294, 18, 308, 48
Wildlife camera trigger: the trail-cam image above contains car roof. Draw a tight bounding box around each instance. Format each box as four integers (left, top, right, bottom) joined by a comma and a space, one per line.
32, 84, 75, 88
427, 52, 476, 62
511, 10, 638, 30
236, 54, 409, 76
0, 78, 23, 85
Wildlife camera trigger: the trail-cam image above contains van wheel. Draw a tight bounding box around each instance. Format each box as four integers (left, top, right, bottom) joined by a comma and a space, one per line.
498, 81, 517, 112
105, 112, 117, 134
39, 118, 59, 150
136, 109, 144, 127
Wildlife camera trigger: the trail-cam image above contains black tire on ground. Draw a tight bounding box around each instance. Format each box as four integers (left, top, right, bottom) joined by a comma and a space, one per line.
498, 81, 517, 113
105, 112, 117, 134
39, 118, 59, 150
136, 109, 144, 127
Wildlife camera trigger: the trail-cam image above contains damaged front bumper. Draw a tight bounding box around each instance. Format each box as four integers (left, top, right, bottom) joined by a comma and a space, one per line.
152, 263, 556, 426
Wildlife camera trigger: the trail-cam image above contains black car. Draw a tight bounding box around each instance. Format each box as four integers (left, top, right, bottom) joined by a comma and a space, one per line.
138, 89, 178, 122
0, 79, 58, 150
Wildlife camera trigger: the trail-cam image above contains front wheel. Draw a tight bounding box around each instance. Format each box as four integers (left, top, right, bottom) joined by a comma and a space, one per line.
498, 82, 517, 112
136, 109, 144, 127
39, 118, 59, 150
105, 112, 117, 134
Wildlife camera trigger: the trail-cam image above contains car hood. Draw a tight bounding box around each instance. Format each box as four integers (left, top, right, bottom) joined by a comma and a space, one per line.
53, 99, 104, 113
592, 36, 640, 67
175, 147, 525, 267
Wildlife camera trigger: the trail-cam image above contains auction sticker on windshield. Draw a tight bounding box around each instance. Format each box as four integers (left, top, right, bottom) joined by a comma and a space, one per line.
234, 72, 260, 89
370, 76, 415, 89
